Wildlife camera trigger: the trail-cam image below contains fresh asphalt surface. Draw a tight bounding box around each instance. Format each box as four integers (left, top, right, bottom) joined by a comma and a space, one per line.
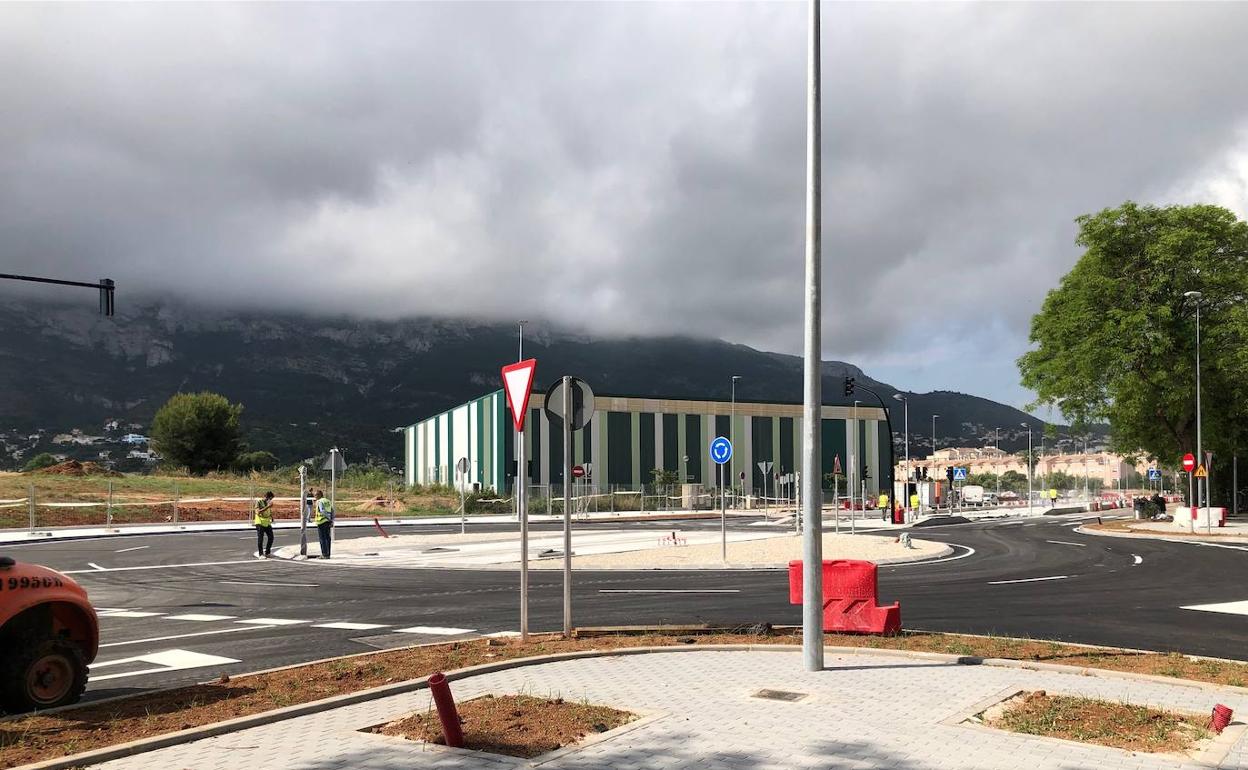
5, 511, 1248, 706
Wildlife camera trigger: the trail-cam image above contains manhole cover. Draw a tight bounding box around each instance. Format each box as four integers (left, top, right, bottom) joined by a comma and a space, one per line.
752, 689, 808, 702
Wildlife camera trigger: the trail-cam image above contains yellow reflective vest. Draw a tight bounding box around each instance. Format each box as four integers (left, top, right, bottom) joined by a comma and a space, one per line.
253, 499, 273, 527
314, 498, 335, 525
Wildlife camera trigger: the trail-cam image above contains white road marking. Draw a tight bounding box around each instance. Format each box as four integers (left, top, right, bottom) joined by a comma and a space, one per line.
100, 625, 273, 648
1046, 540, 1087, 547
219, 580, 318, 588
988, 575, 1071, 585
92, 649, 240, 682
1182, 600, 1248, 616
64, 559, 261, 575
166, 613, 238, 622
394, 626, 476, 635
1132, 554, 1143, 565
312, 622, 390, 631
236, 617, 309, 626
484, 631, 521, 638
886, 543, 977, 567
97, 610, 164, 618
597, 589, 741, 594
114, 545, 151, 553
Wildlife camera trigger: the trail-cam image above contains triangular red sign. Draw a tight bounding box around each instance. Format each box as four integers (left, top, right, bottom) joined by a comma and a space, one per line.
833, 454, 842, 475
501, 358, 537, 432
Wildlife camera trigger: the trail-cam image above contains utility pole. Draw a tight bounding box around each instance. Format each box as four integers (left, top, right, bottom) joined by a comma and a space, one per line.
1022, 423, 1033, 515
894, 394, 908, 521
731, 375, 742, 507
1185, 291, 1206, 530
931, 414, 939, 512
800, 0, 823, 674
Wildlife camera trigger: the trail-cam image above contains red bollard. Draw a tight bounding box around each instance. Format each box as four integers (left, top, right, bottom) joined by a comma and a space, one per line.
428, 672, 464, 748
1210, 704, 1233, 734
373, 517, 390, 538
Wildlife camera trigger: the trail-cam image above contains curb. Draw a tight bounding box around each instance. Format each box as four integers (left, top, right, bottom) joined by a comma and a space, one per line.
1076, 525, 1248, 545
275, 539, 956, 572
19, 639, 1248, 770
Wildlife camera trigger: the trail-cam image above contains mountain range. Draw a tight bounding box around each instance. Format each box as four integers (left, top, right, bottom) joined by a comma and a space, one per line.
0, 299, 1082, 468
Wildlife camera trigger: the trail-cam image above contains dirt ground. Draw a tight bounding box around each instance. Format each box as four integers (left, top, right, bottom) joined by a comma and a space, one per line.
986, 690, 1209, 754
371, 693, 633, 758
5, 629, 1248, 768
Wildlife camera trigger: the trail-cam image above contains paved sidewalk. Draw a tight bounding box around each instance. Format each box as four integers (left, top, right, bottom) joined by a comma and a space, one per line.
86, 648, 1248, 770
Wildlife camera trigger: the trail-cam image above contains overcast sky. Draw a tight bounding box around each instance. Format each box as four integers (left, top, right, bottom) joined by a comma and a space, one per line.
4, 2, 1248, 410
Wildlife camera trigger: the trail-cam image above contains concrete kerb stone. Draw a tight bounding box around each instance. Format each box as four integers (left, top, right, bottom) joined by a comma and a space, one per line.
20, 640, 1248, 770
1076, 524, 1248, 545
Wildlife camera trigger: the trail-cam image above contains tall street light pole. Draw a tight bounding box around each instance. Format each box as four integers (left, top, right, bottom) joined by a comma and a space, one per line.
731, 374, 742, 506
1185, 290, 1206, 530
1022, 423, 1033, 516
931, 414, 939, 512
799, 0, 824, 673
893, 394, 909, 521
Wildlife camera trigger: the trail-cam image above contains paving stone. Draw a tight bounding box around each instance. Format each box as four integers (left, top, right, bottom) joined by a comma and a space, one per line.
84, 649, 1248, 770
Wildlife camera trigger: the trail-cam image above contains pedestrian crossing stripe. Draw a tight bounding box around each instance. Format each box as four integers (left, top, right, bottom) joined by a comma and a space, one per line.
166, 614, 238, 622
312, 622, 390, 631
395, 626, 476, 635
236, 617, 310, 626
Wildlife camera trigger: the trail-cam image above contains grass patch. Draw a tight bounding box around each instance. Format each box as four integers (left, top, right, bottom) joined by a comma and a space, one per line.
370, 693, 633, 758
3, 629, 1247, 768
987, 690, 1208, 754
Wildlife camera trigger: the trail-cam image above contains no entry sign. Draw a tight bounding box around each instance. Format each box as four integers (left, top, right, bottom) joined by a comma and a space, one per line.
572, 465, 585, 478
1182, 453, 1196, 472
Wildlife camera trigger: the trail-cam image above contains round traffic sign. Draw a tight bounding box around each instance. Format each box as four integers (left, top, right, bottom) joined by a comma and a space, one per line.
1182, 453, 1196, 472
709, 436, 732, 465
572, 465, 585, 478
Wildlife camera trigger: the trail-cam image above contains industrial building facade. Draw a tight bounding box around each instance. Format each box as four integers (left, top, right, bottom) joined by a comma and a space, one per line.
403, 391, 889, 498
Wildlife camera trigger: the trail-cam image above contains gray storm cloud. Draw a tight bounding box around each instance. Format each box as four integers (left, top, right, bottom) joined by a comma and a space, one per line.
3, 2, 1248, 405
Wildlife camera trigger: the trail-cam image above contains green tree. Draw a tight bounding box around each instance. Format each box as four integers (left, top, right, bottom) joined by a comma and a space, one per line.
1019, 202, 1248, 471
151, 392, 245, 475
21, 452, 60, 472
649, 468, 678, 491
234, 450, 280, 472
1000, 470, 1029, 493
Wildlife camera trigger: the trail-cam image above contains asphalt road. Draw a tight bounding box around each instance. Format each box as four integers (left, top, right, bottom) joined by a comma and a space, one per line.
5, 512, 1248, 706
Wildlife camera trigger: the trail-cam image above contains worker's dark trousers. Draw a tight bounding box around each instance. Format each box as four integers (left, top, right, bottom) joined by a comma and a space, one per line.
317, 522, 332, 558
255, 525, 274, 556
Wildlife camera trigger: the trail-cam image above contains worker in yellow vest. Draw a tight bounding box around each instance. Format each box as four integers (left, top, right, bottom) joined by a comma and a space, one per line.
254, 491, 275, 558
314, 490, 335, 559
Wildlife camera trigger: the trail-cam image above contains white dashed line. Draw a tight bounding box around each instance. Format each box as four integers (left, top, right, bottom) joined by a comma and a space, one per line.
1045, 540, 1086, 547
394, 626, 476, 635
219, 581, 318, 588
988, 575, 1071, 585
114, 545, 151, 553
97, 610, 164, 618
1132, 554, 1143, 565
100, 626, 272, 648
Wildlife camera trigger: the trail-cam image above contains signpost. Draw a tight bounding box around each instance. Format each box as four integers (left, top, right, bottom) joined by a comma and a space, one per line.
1183, 452, 1196, 511
758, 461, 773, 515
323, 449, 344, 545
501, 358, 537, 641
832, 454, 842, 534
710, 436, 732, 561
298, 464, 308, 558
544, 376, 596, 638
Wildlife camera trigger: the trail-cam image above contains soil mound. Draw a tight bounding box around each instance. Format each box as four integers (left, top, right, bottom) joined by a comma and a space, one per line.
35, 460, 123, 477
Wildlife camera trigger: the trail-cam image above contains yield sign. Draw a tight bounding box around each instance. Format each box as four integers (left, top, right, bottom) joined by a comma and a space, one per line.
501, 358, 537, 432
833, 454, 842, 475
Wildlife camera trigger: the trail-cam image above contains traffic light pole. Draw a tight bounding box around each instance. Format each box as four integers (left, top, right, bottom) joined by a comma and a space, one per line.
1, 273, 116, 315
845, 380, 897, 523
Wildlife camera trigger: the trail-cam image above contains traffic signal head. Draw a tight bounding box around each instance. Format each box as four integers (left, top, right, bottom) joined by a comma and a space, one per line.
945, 466, 954, 482
843, 377, 856, 398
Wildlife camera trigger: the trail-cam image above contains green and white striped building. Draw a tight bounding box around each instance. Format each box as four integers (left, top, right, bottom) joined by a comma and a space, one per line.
403, 391, 888, 498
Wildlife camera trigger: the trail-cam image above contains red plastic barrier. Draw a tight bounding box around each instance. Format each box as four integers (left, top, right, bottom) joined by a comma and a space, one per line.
428, 672, 464, 748
788, 559, 901, 635
1211, 703, 1233, 734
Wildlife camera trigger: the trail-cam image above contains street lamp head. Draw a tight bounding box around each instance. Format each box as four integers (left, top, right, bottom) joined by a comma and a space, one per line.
1184, 291, 1202, 301
892, 393, 905, 402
